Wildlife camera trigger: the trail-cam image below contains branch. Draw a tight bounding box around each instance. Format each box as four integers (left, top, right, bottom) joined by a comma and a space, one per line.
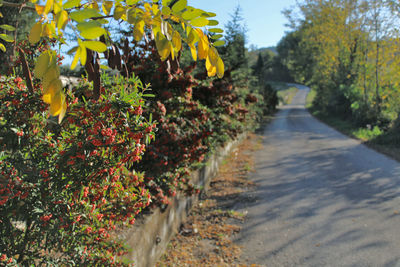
2, 1, 36, 11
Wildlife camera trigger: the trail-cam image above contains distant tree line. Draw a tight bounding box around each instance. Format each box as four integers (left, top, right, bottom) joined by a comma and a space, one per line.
276, 0, 400, 136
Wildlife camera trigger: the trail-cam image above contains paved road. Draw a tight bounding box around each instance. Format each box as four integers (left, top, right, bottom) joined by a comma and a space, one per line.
235, 85, 400, 267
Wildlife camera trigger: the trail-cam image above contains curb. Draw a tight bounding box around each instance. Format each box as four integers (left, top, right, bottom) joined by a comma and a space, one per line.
118, 133, 247, 267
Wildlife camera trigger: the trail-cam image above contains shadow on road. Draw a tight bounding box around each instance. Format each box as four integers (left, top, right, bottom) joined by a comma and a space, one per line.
234, 86, 400, 266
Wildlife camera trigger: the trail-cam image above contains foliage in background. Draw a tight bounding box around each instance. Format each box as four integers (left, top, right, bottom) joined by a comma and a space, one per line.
278, 0, 400, 148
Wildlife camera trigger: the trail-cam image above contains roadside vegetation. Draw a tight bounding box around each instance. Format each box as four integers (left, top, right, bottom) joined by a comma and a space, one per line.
275, 84, 298, 105
307, 88, 400, 161
277, 0, 400, 162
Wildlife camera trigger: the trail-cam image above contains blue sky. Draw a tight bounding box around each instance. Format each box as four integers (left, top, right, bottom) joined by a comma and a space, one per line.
190, 0, 297, 49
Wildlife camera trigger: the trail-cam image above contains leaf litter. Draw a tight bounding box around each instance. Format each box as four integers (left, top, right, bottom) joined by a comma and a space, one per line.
157, 133, 263, 267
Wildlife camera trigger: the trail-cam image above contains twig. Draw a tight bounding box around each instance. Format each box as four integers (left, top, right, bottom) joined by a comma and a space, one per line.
2, 1, 36, 11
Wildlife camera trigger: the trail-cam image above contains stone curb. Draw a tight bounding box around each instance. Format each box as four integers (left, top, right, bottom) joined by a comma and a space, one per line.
118, 133, 247, 267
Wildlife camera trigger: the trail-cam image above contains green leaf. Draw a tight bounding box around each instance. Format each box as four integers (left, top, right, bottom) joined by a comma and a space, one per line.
63, 0, 80, 9
161, 6, 171, 16
0, 33, 13, 42
191, 17, 208, 27
209, 28, 223, 33
126, 0, 140, 5
83, 41, 107, 52
113, 4, 125, 20
70, 8, 101, 23
67, 46, 78, 55
212, 40, 225, 47
76, 21, 102, 32
79, 27, 106, 39
171, 0, 186, 13
29, 22, 42, 44
207, 20, 219, 26
182, 8, 202, 20
211, 34, 223, 40
203, 12, 216, 17
0, 43, 5, 52
162, 0, 173, 6
0, 24, 15, 31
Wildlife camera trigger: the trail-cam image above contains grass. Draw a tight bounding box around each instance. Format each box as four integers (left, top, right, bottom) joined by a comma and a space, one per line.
268, 82, 299, 105
306, 89, 400, 162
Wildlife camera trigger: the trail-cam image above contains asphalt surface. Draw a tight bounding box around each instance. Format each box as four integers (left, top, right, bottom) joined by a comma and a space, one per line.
235, 85, 400, 267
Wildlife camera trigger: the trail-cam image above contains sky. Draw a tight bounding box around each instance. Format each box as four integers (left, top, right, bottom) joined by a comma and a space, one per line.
190, 0, 298, 49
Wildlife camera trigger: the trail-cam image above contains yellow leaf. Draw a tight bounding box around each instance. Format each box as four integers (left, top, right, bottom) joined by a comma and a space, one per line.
189, 44, 197, 61
187, 27, 199, 45
29, 22, 42, 44
133, 19, 145, 41
144, 3, 151, 12
35, 4, 45, 15
198, 35, 209, 60
50, 91, 63, 116
43, 78, 62, 104
44, 0, 54, 15
70, 46, 81, 70
58, 97, 67, 123
53, 0, 62, 14
208, 46, 218, 66
206, 55, 212, 71
152, 4, 159, 15
34, 52, 50, 79
79, 43, 87, 66
57, 10, 69, 30
172, 31, 181, 52
170, 42, 175, 60
102, 1, 113, 15
43, 23, 55, 38
208, 65, 216, 77
205, 56, 216, 76
0, 43, 5, 52
216, 56, 224, 78
43, 67, 59, 90
155, 32, 170, 61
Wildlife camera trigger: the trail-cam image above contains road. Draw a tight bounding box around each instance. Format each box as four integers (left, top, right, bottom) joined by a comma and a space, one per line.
235, 85, 400, 267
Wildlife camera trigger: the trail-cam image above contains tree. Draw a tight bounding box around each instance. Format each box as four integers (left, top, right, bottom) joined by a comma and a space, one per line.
280, 0, 400, 127
252, 52, 264, 84
219, 5, 247, 71
0, 0, 37, 73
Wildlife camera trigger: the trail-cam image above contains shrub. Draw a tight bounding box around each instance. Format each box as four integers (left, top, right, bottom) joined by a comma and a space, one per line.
0, 74, 154, 265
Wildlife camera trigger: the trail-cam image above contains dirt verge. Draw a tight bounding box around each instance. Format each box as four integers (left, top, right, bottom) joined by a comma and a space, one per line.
156, 133, 263, 267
